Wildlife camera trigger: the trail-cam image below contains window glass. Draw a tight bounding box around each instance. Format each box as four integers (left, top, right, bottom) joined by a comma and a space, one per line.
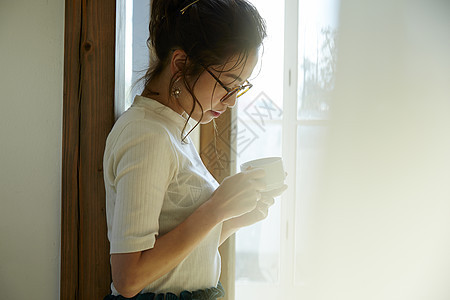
234, 0, 285, 291
298, 0, 339, 120
235, 0, 339, 298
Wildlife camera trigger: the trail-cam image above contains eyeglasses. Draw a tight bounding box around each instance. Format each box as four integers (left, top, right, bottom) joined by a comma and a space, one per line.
203, 67, 253, 102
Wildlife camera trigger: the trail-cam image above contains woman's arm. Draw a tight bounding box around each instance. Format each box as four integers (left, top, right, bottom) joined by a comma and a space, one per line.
111, 169, 267, 298
112, 199, 221, 298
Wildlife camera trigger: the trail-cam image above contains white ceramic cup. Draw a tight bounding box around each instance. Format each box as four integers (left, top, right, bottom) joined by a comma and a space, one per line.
240, 157, 286, 192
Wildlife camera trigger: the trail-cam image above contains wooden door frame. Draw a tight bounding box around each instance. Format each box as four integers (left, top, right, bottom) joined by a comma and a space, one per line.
61, 1, 235, 299
61, 1, 116, 299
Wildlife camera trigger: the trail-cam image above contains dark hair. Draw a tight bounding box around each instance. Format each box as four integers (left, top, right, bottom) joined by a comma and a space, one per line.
144, 0, 267, 140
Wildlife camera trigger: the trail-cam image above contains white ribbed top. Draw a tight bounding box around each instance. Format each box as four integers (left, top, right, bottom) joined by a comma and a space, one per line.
103, 96, 222, 295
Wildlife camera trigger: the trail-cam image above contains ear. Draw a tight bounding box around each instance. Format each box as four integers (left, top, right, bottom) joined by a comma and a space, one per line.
169, 49, 188, 77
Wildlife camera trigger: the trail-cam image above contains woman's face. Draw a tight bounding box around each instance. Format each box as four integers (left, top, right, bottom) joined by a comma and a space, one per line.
183, 50, 259, 124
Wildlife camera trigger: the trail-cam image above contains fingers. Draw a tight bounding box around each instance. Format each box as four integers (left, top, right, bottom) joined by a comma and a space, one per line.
242, 167, 266, 179
255, 197, 274, 219
238, 168, 267, 191
260, 184, 288, 198
257, 191, 262, 201
240, 189, 261, 210
250, 178, 267, 192
259, 196, 275, 206
256, 206, 269, 218
257, 197, 274, 210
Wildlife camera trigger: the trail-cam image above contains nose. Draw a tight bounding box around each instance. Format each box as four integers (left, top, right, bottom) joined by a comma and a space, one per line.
221, 93, 238, 108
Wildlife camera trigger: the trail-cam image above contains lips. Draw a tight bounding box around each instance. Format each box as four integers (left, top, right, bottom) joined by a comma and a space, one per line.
211, 110, 225, 117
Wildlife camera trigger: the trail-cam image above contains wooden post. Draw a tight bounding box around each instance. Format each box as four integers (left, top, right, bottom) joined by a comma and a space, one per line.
61, 1, 116, 299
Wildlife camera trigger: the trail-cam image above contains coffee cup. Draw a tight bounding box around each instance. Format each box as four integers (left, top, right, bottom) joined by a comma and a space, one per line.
240, 157, 286, 192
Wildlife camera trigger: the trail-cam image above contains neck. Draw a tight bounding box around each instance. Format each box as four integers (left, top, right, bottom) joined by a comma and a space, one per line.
141, 74, 186, 116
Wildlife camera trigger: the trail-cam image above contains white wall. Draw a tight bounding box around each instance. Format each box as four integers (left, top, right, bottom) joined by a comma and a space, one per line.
0, 0, 64, 299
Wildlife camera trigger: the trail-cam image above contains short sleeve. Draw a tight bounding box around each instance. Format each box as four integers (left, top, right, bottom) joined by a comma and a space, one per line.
108, 120, 177, 254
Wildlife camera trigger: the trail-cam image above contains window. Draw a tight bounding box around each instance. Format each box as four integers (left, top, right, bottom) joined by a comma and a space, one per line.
115, 0, 150, 118
234, 0, 340, 298
115, 1, 340, 298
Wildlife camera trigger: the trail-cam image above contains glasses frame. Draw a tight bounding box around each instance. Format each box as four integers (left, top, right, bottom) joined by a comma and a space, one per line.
203, 67, 253, 102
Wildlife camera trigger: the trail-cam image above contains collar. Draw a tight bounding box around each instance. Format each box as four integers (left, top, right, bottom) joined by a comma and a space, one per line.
132, 95, 194, 134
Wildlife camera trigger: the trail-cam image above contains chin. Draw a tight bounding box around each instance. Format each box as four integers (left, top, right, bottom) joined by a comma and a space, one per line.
199, 117, 214, 124
190, 113, 214, 124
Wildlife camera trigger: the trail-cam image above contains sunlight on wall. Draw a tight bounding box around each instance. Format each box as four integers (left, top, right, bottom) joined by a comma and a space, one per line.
297, 0, 450, 299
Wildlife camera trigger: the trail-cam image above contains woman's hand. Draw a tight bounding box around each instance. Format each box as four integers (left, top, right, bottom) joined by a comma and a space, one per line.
208, 168, 267, 222
224, 184, 287, 229
219, 184, 288, 245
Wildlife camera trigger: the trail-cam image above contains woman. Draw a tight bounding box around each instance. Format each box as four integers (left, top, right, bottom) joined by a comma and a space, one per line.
103, 0, 287, 299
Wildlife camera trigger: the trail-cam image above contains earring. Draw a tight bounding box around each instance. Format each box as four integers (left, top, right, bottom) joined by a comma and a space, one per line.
172, 77, 182, 99
172, 86, 181, 98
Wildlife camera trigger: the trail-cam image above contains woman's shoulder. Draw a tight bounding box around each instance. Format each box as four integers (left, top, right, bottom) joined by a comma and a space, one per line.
105, 107, 177, 155
116, 106, 174, 136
